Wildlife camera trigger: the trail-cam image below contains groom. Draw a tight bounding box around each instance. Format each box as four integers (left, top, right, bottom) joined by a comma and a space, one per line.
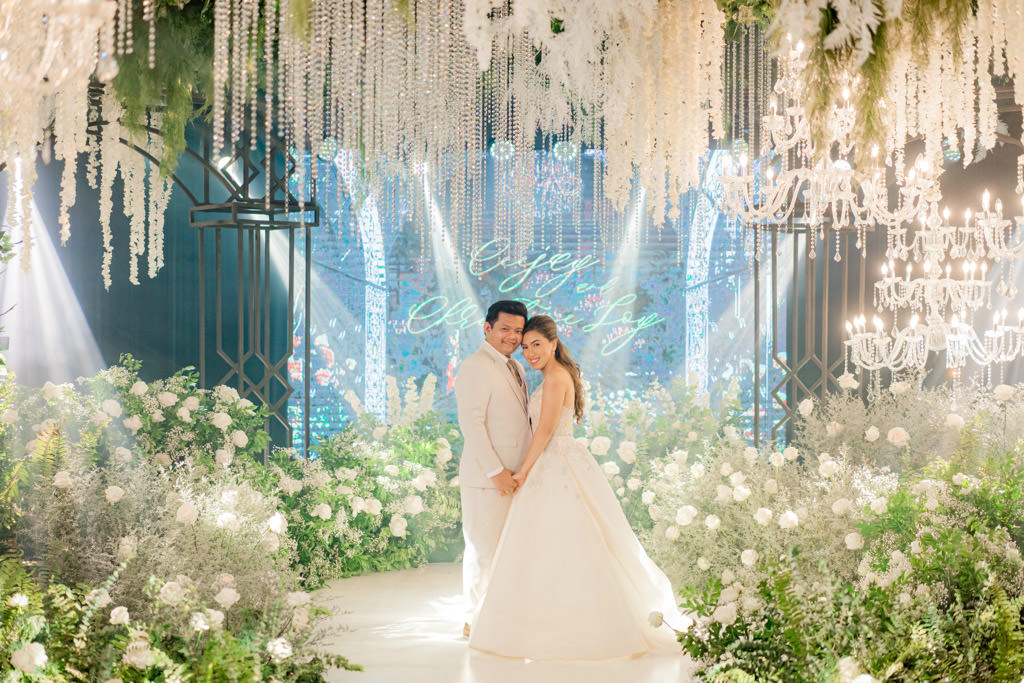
454, 300, 532, 638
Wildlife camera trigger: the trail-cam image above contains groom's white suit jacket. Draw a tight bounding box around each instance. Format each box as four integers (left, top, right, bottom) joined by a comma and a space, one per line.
455, 341, 532, 488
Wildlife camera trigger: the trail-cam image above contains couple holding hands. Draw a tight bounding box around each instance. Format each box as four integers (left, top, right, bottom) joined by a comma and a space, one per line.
454, 300, 687, 661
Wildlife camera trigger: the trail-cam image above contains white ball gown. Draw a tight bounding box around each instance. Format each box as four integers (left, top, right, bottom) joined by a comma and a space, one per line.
468, 384, 687, 661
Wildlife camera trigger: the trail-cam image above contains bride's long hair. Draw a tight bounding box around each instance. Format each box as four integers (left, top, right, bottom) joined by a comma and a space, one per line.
523, 315, 584, 422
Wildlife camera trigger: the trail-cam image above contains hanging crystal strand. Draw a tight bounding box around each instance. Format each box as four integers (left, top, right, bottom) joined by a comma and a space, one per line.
230, 0, 245, 153
116, 0, 129, 55
142, 0, 156, 68
54, 86, 86, 246
212, 0, 231, 153
264, 0, 277, 209
99, 88, 125, 290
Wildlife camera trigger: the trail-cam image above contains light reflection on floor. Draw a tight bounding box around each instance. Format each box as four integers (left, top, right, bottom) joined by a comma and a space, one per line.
315, 563, 697, 683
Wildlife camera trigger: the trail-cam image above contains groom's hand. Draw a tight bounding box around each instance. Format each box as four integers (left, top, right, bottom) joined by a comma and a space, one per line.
490, 468, 518, 497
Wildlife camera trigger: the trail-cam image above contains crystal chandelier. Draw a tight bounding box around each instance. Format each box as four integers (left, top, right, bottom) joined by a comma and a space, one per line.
717, 45, 936, 254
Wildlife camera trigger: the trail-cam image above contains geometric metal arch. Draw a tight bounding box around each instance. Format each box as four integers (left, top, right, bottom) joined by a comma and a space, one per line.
85, 89, 318, 459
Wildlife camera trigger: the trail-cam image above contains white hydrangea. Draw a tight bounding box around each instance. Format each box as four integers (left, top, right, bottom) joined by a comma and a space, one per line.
589, 436, 611, 456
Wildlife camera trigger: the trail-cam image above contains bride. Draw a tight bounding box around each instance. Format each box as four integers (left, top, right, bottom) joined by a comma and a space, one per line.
468, 315, 688, 661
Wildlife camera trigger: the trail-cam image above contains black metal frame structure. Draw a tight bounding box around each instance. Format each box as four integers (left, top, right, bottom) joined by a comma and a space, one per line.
85, 88, 318, 459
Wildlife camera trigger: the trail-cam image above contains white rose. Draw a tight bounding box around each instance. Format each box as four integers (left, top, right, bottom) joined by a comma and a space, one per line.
286, 591, 311, 607
890, 381, 910, 395
687, 431, 699, 442
831, 498, 852, 515
350, 496, 367, 515
372, 425, 387, 441
114, 446, 132, 464
617, 440, 637, 463
732, 485, 751, 502
292, 607, 310, 631
311, 503, 332, 520
704, 514, 721, 531
845, 532, 865, 550
130, 381, 148, 396
697, 557, 711, 571
122, 415, 142, 434
383, 464, 400, 477
945, 413, 965, 429
237, 398, 255, 410
641, 490, 655, 505
753, 508, 773, 526
837, 372, 859, 390
109, 606, 130, 625
826, 421, 844, 437
865, 425, 880, 442
648, 610, 664, 627
102, 399, 123, 418
280, 476, 303, 495
214, 587, 240, 608
664, 463, 680, 477
220, 489, 239, 506
53, 470, 73, 489
689, 463, 705, 479
647, 505, 661, 521
670, 449, 688, 464
589, 436, 611, 456
719, 462, 734, 477
94, 591, 112, 608
216, 512, 240, 531
105, 486, 125, 503
1, 408, 18, 424
151, 410, 165, 423
626, 477, 642, 491
266, 637, 293, 662
741, 549, 759, 566
616, 487, 626, 497
723, 425, 739, 441
176, 502, 199, 525
870, 497, 888, 514
783, 446, 799, 461
797, 398, 814, 417
886, 427, 910, 447
404, 495, 425, 515
231, 430, 249, 448
768, 451, 784, 467
716, 484, 733, 503
924, 497, 939, 511
435, 447, 453, 465
818, 460, 839, 478
721, 569, 735, 584
7, 592, 29, 608
91, 411, 109, 426
778, 510, 799, 529
176, 406, 192, 423
206, 609, 225, 627
389, 516, 408, 538
182, 396, 200, 411
993, 384, 1014, 401
676, 505, 698, 526
712, 602, 738, 626
365, 498, 383, 516
764, 478, 779, 494
267, 512, 288, 534
729, 471, 747, 486
601, 461, 620, 476
157, 391, 178, 407
215, 449, 234, 467
191, 612, 211, 632
159, 581, 186, 605
665, 525, 680, 540
210, 412, 232, 431
10, 642, 47, 673
951, 473, 968, 486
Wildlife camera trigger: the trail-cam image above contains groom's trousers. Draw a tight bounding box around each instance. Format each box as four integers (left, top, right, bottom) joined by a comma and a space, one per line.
460, 485, 513, 624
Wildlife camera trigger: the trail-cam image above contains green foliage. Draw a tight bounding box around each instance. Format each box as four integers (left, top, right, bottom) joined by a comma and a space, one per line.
111, 1, 214, 176
716, 0, 776, 42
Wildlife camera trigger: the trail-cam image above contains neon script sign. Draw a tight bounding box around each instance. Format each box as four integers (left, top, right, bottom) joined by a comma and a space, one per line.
405, 239, 666, 355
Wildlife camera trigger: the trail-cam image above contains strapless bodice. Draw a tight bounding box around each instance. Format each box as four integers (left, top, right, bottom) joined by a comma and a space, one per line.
529, 385, 575, 437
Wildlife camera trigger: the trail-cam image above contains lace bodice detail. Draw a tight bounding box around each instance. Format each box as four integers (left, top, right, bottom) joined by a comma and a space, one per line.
529, 384, 575, 437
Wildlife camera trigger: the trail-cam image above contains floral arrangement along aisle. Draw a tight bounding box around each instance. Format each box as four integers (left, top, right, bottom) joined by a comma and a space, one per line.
0, 357, 357, 680
610, 381, 1024, 681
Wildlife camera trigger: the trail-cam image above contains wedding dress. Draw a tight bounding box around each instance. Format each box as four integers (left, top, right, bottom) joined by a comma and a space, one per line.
469, 384, 686, 661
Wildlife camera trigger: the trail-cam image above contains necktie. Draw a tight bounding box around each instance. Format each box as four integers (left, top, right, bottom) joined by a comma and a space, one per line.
506, 359, 526, 405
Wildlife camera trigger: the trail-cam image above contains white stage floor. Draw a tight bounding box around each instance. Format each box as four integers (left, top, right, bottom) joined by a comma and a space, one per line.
315, 563, 697, 683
